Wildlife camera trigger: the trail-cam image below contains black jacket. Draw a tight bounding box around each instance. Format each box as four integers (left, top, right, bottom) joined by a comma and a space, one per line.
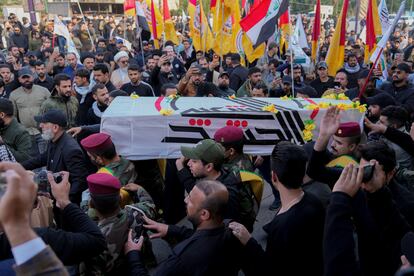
324, 188, 411, 276
243, 192, 325, 276
22, 132, 89, 204
380, 81, 414, 117
229, 64, 248, 92
0, 203, 106, 265
127, 225, 244, 276
150, 65, 179, 96
307, 148, 343, 188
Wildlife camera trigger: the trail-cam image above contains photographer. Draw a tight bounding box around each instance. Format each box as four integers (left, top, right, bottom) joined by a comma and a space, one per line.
0, 165, 107, 269
324, 143, 413, 276
124, 180, 244, 276
0, 162, 67, 275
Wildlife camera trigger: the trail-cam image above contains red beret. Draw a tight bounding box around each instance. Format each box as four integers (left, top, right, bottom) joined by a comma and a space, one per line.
81, 133, 113, 155
335, 122, 361, 137
214, 126, 244, 144
87, 173, 121, 195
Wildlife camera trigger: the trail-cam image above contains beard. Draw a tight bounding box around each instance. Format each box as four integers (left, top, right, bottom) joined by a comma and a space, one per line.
41, 128, 54, 141
187, 212, 202, 229
0, 118, 5, 129
392, 78, 403, 84
21, 82, 34, 89
38, 72, 45, 78
218, 83, 228, 89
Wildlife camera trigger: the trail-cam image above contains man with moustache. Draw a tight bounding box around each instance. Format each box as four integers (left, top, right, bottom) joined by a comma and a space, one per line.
34, 61, 54, 92
380, 63, 414, 118
22, 109, 88, 204
40, 74, 79, 128
0, 64, 19, 96
120, 64, 154, 96
0, 98, 32, 162
86, 84, 110, 125
9, 68, 50, 154
217, 72, 235, 97
125, 180, 245, 276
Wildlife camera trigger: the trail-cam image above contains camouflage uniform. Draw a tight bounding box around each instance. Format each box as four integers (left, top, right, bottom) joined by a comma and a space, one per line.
105, 157, 138, 186
80, 190, 156, 275
223, 153, 255, 173
223, 154, 260, 232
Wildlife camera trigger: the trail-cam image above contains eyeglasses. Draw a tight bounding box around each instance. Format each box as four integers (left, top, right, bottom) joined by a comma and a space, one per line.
120, 60, 129, 64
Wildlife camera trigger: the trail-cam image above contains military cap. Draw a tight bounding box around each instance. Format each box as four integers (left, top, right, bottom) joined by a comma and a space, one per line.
181, 139, 225, 165
87, 173, 121, 195
214, 126, 244, 144
81, 133, 113, 155
335, 122, 361, 137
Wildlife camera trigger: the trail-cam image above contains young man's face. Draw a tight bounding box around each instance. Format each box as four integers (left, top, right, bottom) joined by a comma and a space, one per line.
128, 70, 141, 83
93, 70, 109, 84
252, 88, 266, 97
188, 159, 208, 178
94, 87, 110, 106
368, 104, 381, 119
0, 67, 12, 82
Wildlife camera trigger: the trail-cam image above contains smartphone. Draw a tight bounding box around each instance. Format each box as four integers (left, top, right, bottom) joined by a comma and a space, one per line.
358, 164, 375, 183
125, 205, 147, 243
333, 81, 341, 88
275, 71, 281, 78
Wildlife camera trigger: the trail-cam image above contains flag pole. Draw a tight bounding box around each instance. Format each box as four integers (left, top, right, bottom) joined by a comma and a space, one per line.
288, 6, 295, 98
220, 0, 224, 70
76, 0, 95, 51
357, 48, 383, 99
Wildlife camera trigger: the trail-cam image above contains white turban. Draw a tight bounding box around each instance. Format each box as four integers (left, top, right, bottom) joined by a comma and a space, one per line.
114, 51, 129, 63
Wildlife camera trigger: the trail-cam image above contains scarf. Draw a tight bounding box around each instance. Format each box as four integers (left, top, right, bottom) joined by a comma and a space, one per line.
74, 84, 92, 104
344, 63, 361, 74
92, 102, 106, 118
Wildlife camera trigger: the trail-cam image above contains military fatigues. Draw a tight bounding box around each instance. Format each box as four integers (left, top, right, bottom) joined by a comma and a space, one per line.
80, 173, 156, 275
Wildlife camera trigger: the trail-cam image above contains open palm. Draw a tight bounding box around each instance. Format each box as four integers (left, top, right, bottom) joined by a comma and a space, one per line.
319, 106, 341, 136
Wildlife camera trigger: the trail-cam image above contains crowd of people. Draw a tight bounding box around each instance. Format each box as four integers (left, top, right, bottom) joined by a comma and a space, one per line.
0, 11, 413, 276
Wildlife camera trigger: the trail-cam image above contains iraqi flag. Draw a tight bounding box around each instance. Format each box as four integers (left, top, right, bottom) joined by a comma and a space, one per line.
240, 0, 289, 48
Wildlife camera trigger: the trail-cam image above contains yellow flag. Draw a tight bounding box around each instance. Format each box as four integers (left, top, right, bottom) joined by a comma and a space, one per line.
162, 0, 179, 44
188, 0, 213, 51
140, 0, 164, 47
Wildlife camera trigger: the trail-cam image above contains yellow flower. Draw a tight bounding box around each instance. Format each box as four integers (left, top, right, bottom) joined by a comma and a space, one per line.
305, 104, 319, 110
159, 108, 174, 116
357, 104, 367, 113
322, 94, 336, 100
305, 123, 316, 131
337, 93, 349, 100
336, 103, 348, 110
167, 94, 178, 100
228, 94, 236, 99
130, 93, 140, 99
318, 102, 331, 109
280, 95, 290, 100
262, 104, 279, 113
302, 129, 313, 141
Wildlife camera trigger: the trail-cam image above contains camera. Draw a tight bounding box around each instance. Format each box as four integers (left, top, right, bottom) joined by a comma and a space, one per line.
33, 169, 63, 193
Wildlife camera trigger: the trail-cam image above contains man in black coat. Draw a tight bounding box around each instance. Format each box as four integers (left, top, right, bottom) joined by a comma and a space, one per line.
380, 63, 414, 118
125, 180, 245, 276
229, 142, 325, 276
229, 53, 248, 92
22, 109, 89, 204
